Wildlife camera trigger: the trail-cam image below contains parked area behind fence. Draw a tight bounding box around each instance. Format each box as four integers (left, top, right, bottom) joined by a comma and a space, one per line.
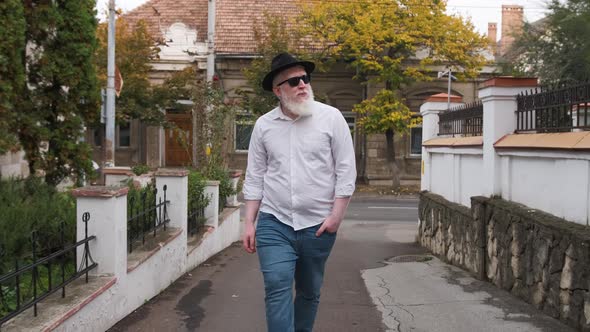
419, 77, 590, 331
0, 168, 242, 332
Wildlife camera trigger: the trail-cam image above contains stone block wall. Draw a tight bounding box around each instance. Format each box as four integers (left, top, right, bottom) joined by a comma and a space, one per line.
419, 191, 590, 331
418, 192, 485, 277
485, 199, 590, 329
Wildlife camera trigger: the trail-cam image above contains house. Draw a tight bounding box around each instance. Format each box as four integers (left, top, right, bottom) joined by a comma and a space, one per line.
87, 0, 500, 186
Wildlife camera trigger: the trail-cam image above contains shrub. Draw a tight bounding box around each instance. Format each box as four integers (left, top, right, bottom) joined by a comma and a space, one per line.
131, 164, 151, 176
205, 165, 236, 212
0, 177, 76, 275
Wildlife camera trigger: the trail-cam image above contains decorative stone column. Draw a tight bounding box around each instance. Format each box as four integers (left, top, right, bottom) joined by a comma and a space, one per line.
72, 186, 129, 278
419, 93, 463, 191
479, 77, 537, 196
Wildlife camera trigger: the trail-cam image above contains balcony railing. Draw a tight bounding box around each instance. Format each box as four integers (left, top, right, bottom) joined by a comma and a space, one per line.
516, 81, 590, 133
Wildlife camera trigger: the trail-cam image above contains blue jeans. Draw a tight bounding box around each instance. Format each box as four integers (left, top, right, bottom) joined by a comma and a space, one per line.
256, 211, 337, 332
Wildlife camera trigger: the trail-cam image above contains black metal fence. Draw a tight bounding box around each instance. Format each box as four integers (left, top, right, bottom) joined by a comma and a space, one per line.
0, 213, 97, 327
516, 81, 590, 133
438, 101, 484, 136
127, 185, 170, 253
188, 194, 207, 237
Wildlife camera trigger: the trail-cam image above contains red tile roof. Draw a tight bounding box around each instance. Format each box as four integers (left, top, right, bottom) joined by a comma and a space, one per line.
124, 0, 303, 56
125, 0, 209, 42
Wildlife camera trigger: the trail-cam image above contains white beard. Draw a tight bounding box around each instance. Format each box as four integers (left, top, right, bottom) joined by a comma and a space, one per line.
281, 86, 315, 117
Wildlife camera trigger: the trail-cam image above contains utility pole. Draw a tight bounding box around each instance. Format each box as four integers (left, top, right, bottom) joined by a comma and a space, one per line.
207, 0, 216, 82
105, 0, 116, 167
437, 68, 456, 110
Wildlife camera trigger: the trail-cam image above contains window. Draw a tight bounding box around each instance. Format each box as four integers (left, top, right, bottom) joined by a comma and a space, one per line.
410, 126, 422, 155
118, 123, 131, 147
235, 113, 255, 151
342, 112, 356, 144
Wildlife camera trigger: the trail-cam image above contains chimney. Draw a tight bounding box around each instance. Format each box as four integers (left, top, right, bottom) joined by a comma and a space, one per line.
488, 23, 498, 53
500, 5, 524, 56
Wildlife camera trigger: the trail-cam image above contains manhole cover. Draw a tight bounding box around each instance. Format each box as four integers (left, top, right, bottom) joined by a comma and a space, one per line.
389, 255, 433, 263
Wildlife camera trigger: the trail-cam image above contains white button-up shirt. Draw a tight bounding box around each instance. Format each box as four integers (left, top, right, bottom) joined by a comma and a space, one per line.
243, 101, 356, 230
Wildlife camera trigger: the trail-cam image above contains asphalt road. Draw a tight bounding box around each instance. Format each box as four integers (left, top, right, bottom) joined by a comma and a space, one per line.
108, 196, 425, 332
346, 196, 419, 223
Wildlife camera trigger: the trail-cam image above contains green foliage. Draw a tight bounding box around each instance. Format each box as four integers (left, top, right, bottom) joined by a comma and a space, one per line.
125, 179, 156, 217
0, 178, 76, 275
189, 78, 237, 170
188, 169, 209, 208
297, 0, 487, 138
96, 18, 163, 125
239, 12, 322, 117
0, 0, 25, 154
298, 0, 488, 86
205, 164, 236, 212
131, 164, 151, 176
353, 90, 421, 135
17, 0, 100, 186
507, 0, 590, 83
1, 257, 76, 319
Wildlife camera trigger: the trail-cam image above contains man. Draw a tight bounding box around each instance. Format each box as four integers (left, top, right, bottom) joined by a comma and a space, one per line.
242, 53, 356, 332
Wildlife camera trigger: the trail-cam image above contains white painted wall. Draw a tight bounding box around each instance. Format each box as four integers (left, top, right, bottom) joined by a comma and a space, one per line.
429, 148, 484, 207
45, 172, 242, 332
499, 151, 590, 225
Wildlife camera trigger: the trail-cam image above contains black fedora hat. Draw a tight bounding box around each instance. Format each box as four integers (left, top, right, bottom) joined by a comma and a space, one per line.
262, 53, 315, 91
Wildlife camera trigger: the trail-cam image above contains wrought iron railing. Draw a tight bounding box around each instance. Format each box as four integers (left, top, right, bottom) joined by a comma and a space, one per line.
187, 194, 207, 237
0, 213, 97, 327
438, 101, 483, 136
516, 81, 590, 133
127, 185, 170, 253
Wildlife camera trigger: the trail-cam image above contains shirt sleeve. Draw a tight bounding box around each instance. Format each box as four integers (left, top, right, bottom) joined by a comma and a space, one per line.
331, 111, 356, 197
242, 119, 267, 200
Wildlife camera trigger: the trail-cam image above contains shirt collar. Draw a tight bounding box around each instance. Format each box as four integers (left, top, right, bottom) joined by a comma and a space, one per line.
271, 103, 315, 121
271, 106, 294, 121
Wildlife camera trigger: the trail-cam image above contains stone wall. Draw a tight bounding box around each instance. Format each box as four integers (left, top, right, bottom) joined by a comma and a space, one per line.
419, 191, 590, 331
418, 192, 485, 277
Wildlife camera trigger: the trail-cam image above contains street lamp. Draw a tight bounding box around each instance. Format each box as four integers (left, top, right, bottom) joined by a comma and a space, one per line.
437, 68, 457, 110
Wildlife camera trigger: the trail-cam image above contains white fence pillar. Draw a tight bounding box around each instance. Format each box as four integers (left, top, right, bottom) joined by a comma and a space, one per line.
204, 180, 220, 228
226, 169, 242, 207
72, 186, 128, 278
155, 169, 189, 231
103, 166, 134, 186
420, 93, 463, 191
479, 77, 538, 196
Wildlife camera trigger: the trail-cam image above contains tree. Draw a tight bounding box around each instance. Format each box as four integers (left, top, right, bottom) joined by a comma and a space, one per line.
95, 17, 174, 125
239, 12, 322, 117
19, 0, 100, 186
0, 0, 25, 154
506, 0, 590, 83
297, 0, 488, 185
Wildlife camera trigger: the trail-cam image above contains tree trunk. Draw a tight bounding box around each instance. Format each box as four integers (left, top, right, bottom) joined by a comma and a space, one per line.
385, 128, 400, 188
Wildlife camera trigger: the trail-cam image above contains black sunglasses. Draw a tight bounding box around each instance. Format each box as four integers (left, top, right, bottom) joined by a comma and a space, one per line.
276, 74, 311, 88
